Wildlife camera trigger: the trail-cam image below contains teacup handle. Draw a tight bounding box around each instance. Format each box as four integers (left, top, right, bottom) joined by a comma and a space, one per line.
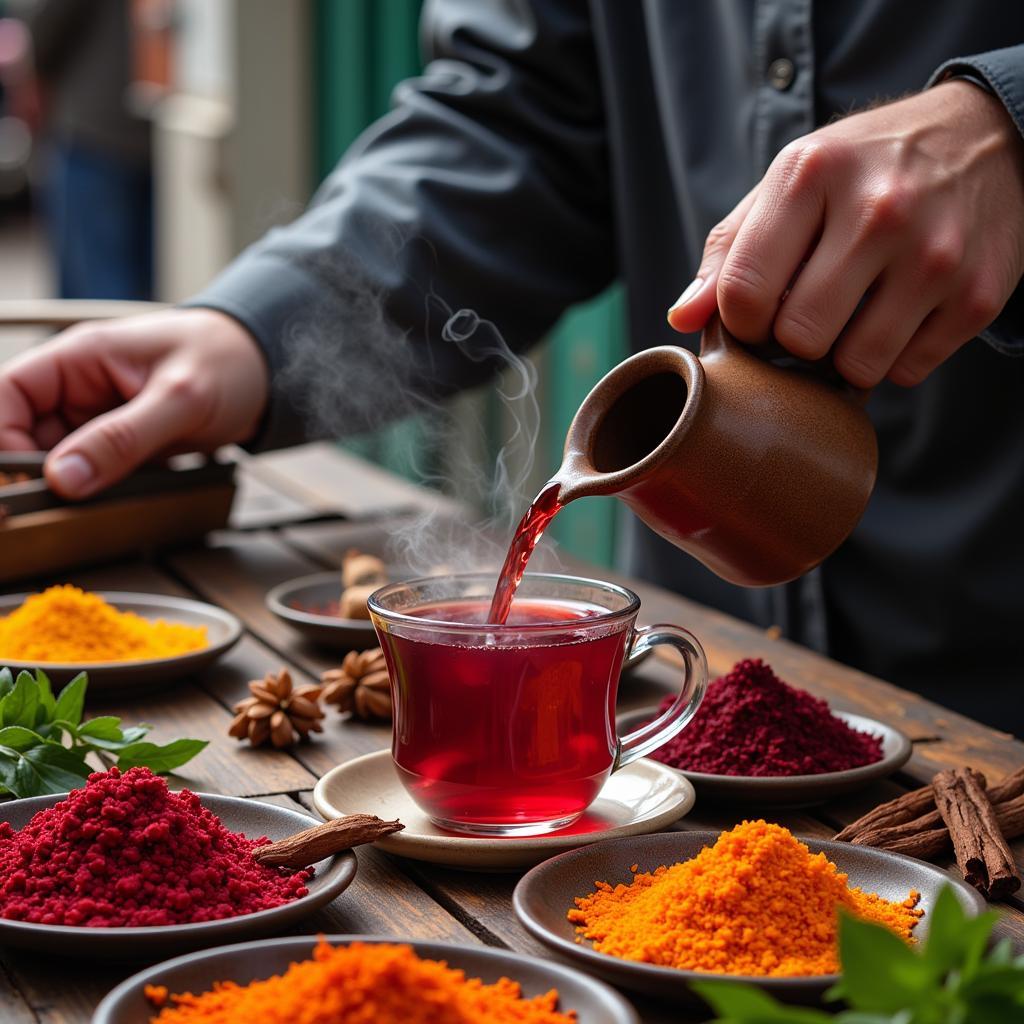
613, 623, 708, 771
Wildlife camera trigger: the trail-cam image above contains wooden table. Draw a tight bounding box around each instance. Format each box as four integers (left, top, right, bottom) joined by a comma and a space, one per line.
2, 444, 1022, 1023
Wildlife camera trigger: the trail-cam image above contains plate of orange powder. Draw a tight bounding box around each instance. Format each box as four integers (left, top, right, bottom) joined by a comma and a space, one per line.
93, 935, 640, 1024
513, 821, 986, 1001
0, 585, 242, 691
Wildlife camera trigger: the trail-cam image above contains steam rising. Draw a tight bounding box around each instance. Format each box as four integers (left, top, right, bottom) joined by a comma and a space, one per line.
280, 268, 559, 579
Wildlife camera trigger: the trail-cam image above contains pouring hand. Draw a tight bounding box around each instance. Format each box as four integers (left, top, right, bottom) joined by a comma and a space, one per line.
667, 80, 1024, 388
0, 309, 268, 498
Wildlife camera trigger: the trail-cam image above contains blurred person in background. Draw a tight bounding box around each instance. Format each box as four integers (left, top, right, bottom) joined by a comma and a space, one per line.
20, 0, 152, 299
0, 2, 1022, 728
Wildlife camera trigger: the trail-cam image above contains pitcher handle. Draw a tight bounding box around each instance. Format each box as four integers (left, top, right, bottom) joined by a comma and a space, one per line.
614, 623, 708, 770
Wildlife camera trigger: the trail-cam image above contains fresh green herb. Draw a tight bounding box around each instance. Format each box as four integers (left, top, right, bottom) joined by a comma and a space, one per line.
0, 667, 207, 798
694, 885, 1023, 1023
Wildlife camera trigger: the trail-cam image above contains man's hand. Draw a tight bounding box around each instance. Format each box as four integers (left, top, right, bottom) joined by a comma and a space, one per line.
0, 309, 269, 498
668, 80, 1024, 387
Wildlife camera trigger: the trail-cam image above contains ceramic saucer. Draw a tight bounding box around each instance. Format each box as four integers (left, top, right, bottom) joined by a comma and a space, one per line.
313, 749, 695, 871
616, 708, 912, 806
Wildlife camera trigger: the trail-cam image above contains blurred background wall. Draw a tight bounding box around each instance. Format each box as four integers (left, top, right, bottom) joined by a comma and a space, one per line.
0, 0, 625, 566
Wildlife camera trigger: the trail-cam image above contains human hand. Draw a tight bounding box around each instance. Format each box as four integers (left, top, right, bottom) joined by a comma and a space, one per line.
667, 80, 1024, 387
0, 308, 268, 498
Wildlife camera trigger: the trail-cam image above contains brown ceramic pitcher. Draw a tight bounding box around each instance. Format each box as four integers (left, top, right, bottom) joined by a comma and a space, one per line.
556, 316, 878, 587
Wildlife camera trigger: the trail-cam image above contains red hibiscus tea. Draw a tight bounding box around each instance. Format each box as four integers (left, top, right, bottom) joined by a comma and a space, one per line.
372, 578, 637, 834
370, 573, 708, 836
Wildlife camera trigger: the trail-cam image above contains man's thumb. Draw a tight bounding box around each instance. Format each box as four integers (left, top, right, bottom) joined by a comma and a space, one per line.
45, 386, 185, 498
667, 186, 758, 334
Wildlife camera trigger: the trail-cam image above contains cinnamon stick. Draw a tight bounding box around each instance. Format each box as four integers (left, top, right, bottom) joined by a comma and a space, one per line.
834, 764, 1024, 844
254, 814, 404, 868
932, 768, 1020, 900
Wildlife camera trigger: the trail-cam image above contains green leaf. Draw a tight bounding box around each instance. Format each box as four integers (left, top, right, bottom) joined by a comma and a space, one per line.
692, 980, 834, 1022
8, 742, 90, 797
33, 669, 56, 721
78, 717, 125, 741
115, 738, 207, 774
0, 749, 17, 792
0, 668, 13, 700
53, 673, 88, 728
0, 672, 39, 728
922, 885, 998, 980
0, 726, 44, 751
829, 911, 931, 1013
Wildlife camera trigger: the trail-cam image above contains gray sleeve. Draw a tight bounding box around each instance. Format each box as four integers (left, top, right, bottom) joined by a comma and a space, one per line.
928, 44, 1024, 357
185, 0, 614, 449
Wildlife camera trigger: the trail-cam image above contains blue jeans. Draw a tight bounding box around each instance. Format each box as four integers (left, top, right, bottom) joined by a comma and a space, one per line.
46, 142, 153, 300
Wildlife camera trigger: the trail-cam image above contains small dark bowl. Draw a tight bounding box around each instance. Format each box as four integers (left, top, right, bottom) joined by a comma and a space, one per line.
616, 708, 912, 806
92, 934, 640, 1024
266, 571, 381, 649
0, 793, 357, 961
514, 830, 985, 1003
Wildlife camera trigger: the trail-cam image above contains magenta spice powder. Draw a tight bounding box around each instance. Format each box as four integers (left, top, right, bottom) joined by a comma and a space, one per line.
0, 766, 312, 927
650, 658, 884, 776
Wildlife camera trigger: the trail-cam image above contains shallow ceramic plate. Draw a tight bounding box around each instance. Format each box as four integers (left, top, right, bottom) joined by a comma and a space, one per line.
616, 708, 912, 805
313, 748, 695, 871
514, 830, 986, 1002
92, 934, 640, 1024
0, 592, 242, 693
266, 571, 383, 649
0, 793, 357, 961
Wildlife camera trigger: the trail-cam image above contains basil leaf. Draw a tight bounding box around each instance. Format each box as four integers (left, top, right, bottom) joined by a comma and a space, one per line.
9, 742, 90, 797
115, 738, 207, 774
33, 669, 57, 722
922, 885, 999, 981
0, 726, 44, 751
0, 749, 16, 793
78, 717, 125, 742
0, 668, 12, 700
693, 979, 832, 1021
830, 910, 931, 1013
1, 672, 39, 728
54, 672, 88, 728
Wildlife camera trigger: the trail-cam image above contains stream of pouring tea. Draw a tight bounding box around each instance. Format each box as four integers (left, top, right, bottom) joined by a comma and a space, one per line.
487, 480, 564, 624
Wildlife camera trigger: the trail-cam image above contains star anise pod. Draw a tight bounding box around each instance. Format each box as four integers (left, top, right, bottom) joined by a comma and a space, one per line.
228, 668, 325, 748
321, 647, 392, 721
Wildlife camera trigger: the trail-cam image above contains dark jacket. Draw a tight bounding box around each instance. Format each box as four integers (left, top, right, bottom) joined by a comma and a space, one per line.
190, 1, 1024, 731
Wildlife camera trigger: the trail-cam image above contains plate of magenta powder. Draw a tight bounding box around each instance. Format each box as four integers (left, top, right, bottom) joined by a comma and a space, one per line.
617, 659, 912, 805
0, 769, 357, 961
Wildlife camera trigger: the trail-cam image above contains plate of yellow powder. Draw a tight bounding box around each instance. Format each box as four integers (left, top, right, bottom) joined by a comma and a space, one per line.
513, 821, 986, 1002
0, 585, 242, 691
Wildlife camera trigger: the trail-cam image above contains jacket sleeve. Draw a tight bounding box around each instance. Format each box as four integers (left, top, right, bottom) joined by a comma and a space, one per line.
186, 0, 614, 448
928, 44, 1024, 357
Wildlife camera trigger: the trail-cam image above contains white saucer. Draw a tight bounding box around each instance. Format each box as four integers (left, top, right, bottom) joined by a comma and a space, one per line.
312, 749, 695, 871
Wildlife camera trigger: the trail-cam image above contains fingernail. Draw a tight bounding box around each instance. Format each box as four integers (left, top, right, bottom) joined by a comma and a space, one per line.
670, 277, 704, 311
49, 453, 94, 495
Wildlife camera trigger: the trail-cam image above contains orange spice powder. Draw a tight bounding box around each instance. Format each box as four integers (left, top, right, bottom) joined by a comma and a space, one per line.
146, 940, 576, 1024
568, 820, 922, 977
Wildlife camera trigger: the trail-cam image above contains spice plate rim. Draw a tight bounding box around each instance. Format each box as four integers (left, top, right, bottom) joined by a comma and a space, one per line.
512, 828, 987, 996
0, 792, 357, 948
91, 932, 641, 1024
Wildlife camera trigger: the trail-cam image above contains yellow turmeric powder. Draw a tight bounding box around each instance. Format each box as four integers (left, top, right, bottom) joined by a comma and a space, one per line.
568, 820, 922, 977
146, 940, 576, 1024
0, 585, 207, 663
